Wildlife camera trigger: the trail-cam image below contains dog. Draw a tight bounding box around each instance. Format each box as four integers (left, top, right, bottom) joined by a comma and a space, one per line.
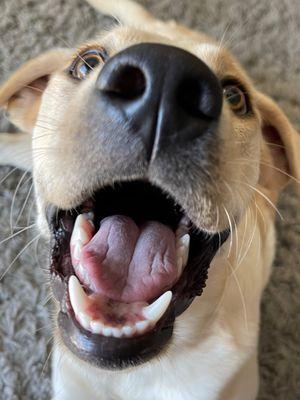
0, 0, 299, 399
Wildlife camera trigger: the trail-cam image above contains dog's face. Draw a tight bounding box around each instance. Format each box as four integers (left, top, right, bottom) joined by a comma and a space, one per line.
0, 5, 299, 370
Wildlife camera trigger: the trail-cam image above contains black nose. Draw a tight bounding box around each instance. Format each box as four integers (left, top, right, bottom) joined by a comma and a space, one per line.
97, 43, 222, 160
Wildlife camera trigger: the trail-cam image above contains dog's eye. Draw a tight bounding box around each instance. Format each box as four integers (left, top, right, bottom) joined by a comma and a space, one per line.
223, 84, 248, 115
70, 49, 106, 80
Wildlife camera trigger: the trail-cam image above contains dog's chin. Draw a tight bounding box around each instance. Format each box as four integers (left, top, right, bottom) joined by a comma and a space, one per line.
47, 180, 229, 370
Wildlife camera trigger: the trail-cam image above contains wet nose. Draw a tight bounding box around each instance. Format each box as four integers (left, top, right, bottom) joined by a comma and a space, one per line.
96, 43, 223, 160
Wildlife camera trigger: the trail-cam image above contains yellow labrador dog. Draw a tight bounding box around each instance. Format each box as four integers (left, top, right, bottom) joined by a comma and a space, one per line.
0, 0, 299, 399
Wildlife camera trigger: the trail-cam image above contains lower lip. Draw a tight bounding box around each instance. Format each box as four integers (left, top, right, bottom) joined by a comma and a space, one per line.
58, 310, 174, 369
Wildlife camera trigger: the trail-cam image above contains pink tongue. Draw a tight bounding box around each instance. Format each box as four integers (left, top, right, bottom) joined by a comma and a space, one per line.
81, 215, 178, 303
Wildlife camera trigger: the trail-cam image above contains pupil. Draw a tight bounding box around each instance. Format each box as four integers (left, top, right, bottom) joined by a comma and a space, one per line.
84, 56, 100, 69
226, 88, 241, 105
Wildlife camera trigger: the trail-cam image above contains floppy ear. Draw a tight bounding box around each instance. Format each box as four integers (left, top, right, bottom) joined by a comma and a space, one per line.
0, 48, 72, 133
85, 0, 156, 26
256, 91, 300, 195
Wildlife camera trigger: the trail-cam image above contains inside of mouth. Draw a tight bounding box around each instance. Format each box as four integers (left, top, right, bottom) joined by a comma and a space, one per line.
53, 181, 192, 338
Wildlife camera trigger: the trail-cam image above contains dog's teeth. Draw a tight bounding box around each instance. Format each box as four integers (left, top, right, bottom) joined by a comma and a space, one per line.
179, 233, 190, 248
69, 276, 171, 337
135, 320, 150, 333
77, 312, 92, 331
102, 326, 113, 337
176, 233, 190, 268
85, 211, 95, 223
90, 320, 104, 334
68, 275, 89, 316
73, 243, 82, 261
142, 291, 172, 324
122, 325, 136, 337
71, 214, 94, 247
112, 327, 123, 338
176, 217, 190, 237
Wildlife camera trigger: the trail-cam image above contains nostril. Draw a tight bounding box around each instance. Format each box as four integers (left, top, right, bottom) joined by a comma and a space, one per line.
178, 79, 221, 120
100, 65, 146, 100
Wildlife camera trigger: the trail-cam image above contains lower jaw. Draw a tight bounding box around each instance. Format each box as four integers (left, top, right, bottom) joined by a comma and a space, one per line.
52, 269, 191, 369
54, 275, 194, 369
58, 309, 174, 369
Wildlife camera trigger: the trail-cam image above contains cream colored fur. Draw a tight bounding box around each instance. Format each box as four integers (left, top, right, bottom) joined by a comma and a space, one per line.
0, 1, 299, 399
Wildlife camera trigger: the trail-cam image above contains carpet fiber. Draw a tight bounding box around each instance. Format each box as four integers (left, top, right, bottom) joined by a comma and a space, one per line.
0, 0, 299, 399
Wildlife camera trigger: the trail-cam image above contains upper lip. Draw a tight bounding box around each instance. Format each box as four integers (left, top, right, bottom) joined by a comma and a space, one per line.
47, 180, 229, 368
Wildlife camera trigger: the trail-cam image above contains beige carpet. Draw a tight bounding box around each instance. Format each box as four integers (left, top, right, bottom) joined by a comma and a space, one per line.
0, 0, 299, 399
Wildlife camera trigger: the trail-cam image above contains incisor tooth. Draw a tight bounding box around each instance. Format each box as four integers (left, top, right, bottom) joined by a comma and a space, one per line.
90, 320, 104, 334
112, 327, 123, 338
142, 291, 172, 324
135, 320, 150, 333
102, 327, 113, 337
68, 275, 89, 316
122, 325, 136, 337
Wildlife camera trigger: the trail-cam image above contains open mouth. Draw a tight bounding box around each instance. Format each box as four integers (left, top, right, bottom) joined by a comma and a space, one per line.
48, 180, 228, 369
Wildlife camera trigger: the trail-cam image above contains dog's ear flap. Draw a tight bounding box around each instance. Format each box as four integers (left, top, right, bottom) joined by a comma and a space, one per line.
256, 92, 300, 195
86, 0, 156, 26
0, 49, 72, 133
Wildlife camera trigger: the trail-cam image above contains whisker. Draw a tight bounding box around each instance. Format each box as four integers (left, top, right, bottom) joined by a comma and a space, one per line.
223, 205, 234, 258
0, 233, 41, 281
9, 169, 30, 234
40, 342, 54, 377
231, 179, 284, 220
237, 201, 258, 269
14, 182, 33, 229
226, 259, 249, 332
24, 85, 44, 93
0, 223, 36, 246
0, 167, 19, 185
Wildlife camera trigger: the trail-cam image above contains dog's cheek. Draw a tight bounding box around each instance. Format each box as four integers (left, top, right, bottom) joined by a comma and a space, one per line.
216, 114, 261, 224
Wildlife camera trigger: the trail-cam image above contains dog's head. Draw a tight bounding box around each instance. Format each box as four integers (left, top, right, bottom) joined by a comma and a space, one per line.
0, 0, 299, 370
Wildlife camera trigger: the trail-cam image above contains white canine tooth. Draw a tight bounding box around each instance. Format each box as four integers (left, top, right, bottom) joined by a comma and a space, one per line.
179, 233, 190, 248
102, 327, 113, 337
75, 263, 84, 277
135, 320, 150, 333
73, 242, 82, 261
90, 320, 104, 334
78, 312, 92, 331
85, 211, 94, 223
77, 263, 91, 284
112, 327, 123, 338
122, 325, 136, 337
142, 291, 172, 324
68, 275, 89, 316
71, 214, 93, 246
177, 233, 190, 268
176, 217, 190, 237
